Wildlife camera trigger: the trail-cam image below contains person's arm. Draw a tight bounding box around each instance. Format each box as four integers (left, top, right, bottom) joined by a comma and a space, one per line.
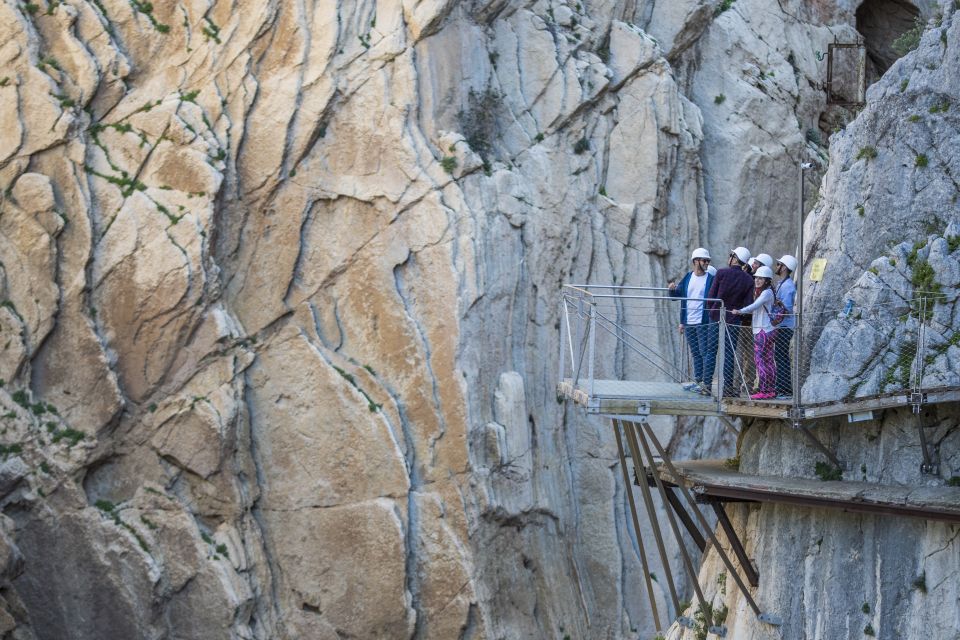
781, 281, 796, 311
668, 273, 686, 298
738, 289, 773, 314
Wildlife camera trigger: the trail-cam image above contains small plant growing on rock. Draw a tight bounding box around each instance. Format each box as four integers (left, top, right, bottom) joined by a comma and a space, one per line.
908, 114, 921, 122
862, 602, 871, 614
441, 156, 457, 174
814, 462, 842, 481
202, 17, 222, 44
714, 94, 726, 104
856, 146, 878, 161
856, 205, 865, 217
892, 18, 923, 57
714, 0, 735, 16
912, 572, 927, 593
723, 456, 740, 470
864, 623, 876, 636
598, 185, 607, 196
0, 444, 22, 460
573, 137, 589, 154
458, 88, 500, 162
946, 476, 960, 486
915, 154, 929, 168
900, 78, 909, 92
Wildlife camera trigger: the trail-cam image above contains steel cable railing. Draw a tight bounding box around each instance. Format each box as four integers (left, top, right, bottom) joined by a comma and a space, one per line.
559, 284, 959, 409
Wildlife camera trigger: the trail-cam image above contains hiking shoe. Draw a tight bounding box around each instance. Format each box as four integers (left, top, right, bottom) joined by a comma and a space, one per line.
775, 394, 792, 400
682, 382, 700, 392
697, 384, 712, 396
750, 392, 770, 400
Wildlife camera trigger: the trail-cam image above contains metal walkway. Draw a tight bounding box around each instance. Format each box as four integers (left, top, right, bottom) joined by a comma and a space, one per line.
557, 284, 960, 635
558, 378, 960, 420
654, 459, 960, 524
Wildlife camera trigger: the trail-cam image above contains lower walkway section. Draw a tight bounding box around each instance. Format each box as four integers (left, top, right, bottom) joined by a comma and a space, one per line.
656, 459, 960, 524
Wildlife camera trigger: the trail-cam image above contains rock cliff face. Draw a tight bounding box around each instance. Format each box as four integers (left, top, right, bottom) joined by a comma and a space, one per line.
670, 4, 960, 639
0, 0, 954, 639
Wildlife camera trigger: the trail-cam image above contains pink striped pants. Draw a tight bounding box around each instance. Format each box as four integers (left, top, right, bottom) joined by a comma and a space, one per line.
754, 330, 776, 395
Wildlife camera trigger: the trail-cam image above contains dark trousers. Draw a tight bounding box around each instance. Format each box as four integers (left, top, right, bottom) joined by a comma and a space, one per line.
686, 323, 718, 386
774, 327, 794, 395
722, 324, 739, 395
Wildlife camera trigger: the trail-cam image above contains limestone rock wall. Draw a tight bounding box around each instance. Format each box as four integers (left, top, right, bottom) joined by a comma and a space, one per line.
669, 4, 960, 638
0, 0, 930, 638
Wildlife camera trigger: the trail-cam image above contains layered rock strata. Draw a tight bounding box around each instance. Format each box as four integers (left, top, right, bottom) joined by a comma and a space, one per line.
0, 0, 944, 638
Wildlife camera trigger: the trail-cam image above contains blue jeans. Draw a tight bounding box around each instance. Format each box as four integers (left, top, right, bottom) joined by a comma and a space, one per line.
686, 323, 718, 386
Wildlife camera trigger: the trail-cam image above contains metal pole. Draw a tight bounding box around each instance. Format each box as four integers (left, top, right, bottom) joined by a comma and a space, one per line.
717, 317, 725, 411
639, 421, 764, 617
794, 162, 811, 414
633, 421, 711, 618
588, 304, 596, 398
559, 299, 568, 385
710, 502, 759, 588
622, 419, 683, 617
613, 420, 663, 632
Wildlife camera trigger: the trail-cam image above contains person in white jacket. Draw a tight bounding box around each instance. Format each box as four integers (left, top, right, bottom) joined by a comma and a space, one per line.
732, 265, 776, 399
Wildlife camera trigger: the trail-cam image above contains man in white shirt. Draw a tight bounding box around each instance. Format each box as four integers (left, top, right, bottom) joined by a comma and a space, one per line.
669, 248, 717, 395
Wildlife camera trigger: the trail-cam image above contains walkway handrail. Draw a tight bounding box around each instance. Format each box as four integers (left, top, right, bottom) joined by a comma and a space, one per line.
560, 284, 957, 417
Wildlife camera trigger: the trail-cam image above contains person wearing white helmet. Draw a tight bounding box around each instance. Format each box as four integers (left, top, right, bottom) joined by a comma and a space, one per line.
668, 248, 716, 395
708, 247, 755, 396
750, 253, 773, 273
732, 265, 777, 399
739, 250, 774, 394
772, 255, 798, 398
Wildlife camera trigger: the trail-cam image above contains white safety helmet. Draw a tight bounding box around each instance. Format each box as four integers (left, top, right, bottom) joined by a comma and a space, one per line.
777, 254, 798, 273
691, 247, 711, 261
707, 265, 717, 275
754, 253, 774, 268
754, 265, 774, 279
731, 246, 751, 264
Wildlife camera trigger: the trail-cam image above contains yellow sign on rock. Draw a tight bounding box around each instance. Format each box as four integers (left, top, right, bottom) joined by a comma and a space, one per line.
809, 258, 827, 282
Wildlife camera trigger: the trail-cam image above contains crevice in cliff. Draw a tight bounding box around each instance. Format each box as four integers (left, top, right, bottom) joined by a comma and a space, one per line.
241, 372, 287, 638
394, 252, 450, 471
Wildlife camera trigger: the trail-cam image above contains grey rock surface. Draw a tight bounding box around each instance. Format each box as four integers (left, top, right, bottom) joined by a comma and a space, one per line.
1, 0, 957, 638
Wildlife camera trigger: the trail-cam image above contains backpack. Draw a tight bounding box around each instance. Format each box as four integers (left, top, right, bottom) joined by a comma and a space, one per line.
770, 283, 789, 326
770, 299, 788, 326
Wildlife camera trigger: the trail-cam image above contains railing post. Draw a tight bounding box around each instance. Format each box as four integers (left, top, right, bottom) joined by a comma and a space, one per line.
588, 303, 597, 399
717, 314, 726, 410
559, 297, 568, 385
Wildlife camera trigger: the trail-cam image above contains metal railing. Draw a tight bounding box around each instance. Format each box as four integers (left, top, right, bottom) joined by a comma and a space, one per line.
559, 284, 960, 413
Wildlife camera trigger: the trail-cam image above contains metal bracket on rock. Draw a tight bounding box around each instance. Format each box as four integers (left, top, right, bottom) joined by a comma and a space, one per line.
758, 612, 783, 626
787, 406, 805, 428
676, 616, 695, 629
910, 392, 928, 414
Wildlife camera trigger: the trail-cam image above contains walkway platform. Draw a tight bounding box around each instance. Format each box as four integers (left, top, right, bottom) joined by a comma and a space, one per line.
558, 378, 960, 421
655, 459, 960, 524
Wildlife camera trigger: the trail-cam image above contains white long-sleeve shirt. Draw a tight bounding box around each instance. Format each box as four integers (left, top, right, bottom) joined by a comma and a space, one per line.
738, 289, 774, 334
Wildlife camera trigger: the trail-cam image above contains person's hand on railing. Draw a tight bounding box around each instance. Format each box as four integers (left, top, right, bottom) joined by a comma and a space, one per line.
668, 281, 677, 291
731, 309, 741, 316
678, 324, 684, 334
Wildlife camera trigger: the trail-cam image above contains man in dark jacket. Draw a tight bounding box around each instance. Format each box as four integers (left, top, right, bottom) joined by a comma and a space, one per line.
708, 246, 755, 396
669, 248, 716, 395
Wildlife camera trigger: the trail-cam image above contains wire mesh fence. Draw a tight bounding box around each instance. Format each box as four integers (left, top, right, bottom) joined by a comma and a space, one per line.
560, 285, 960, 409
